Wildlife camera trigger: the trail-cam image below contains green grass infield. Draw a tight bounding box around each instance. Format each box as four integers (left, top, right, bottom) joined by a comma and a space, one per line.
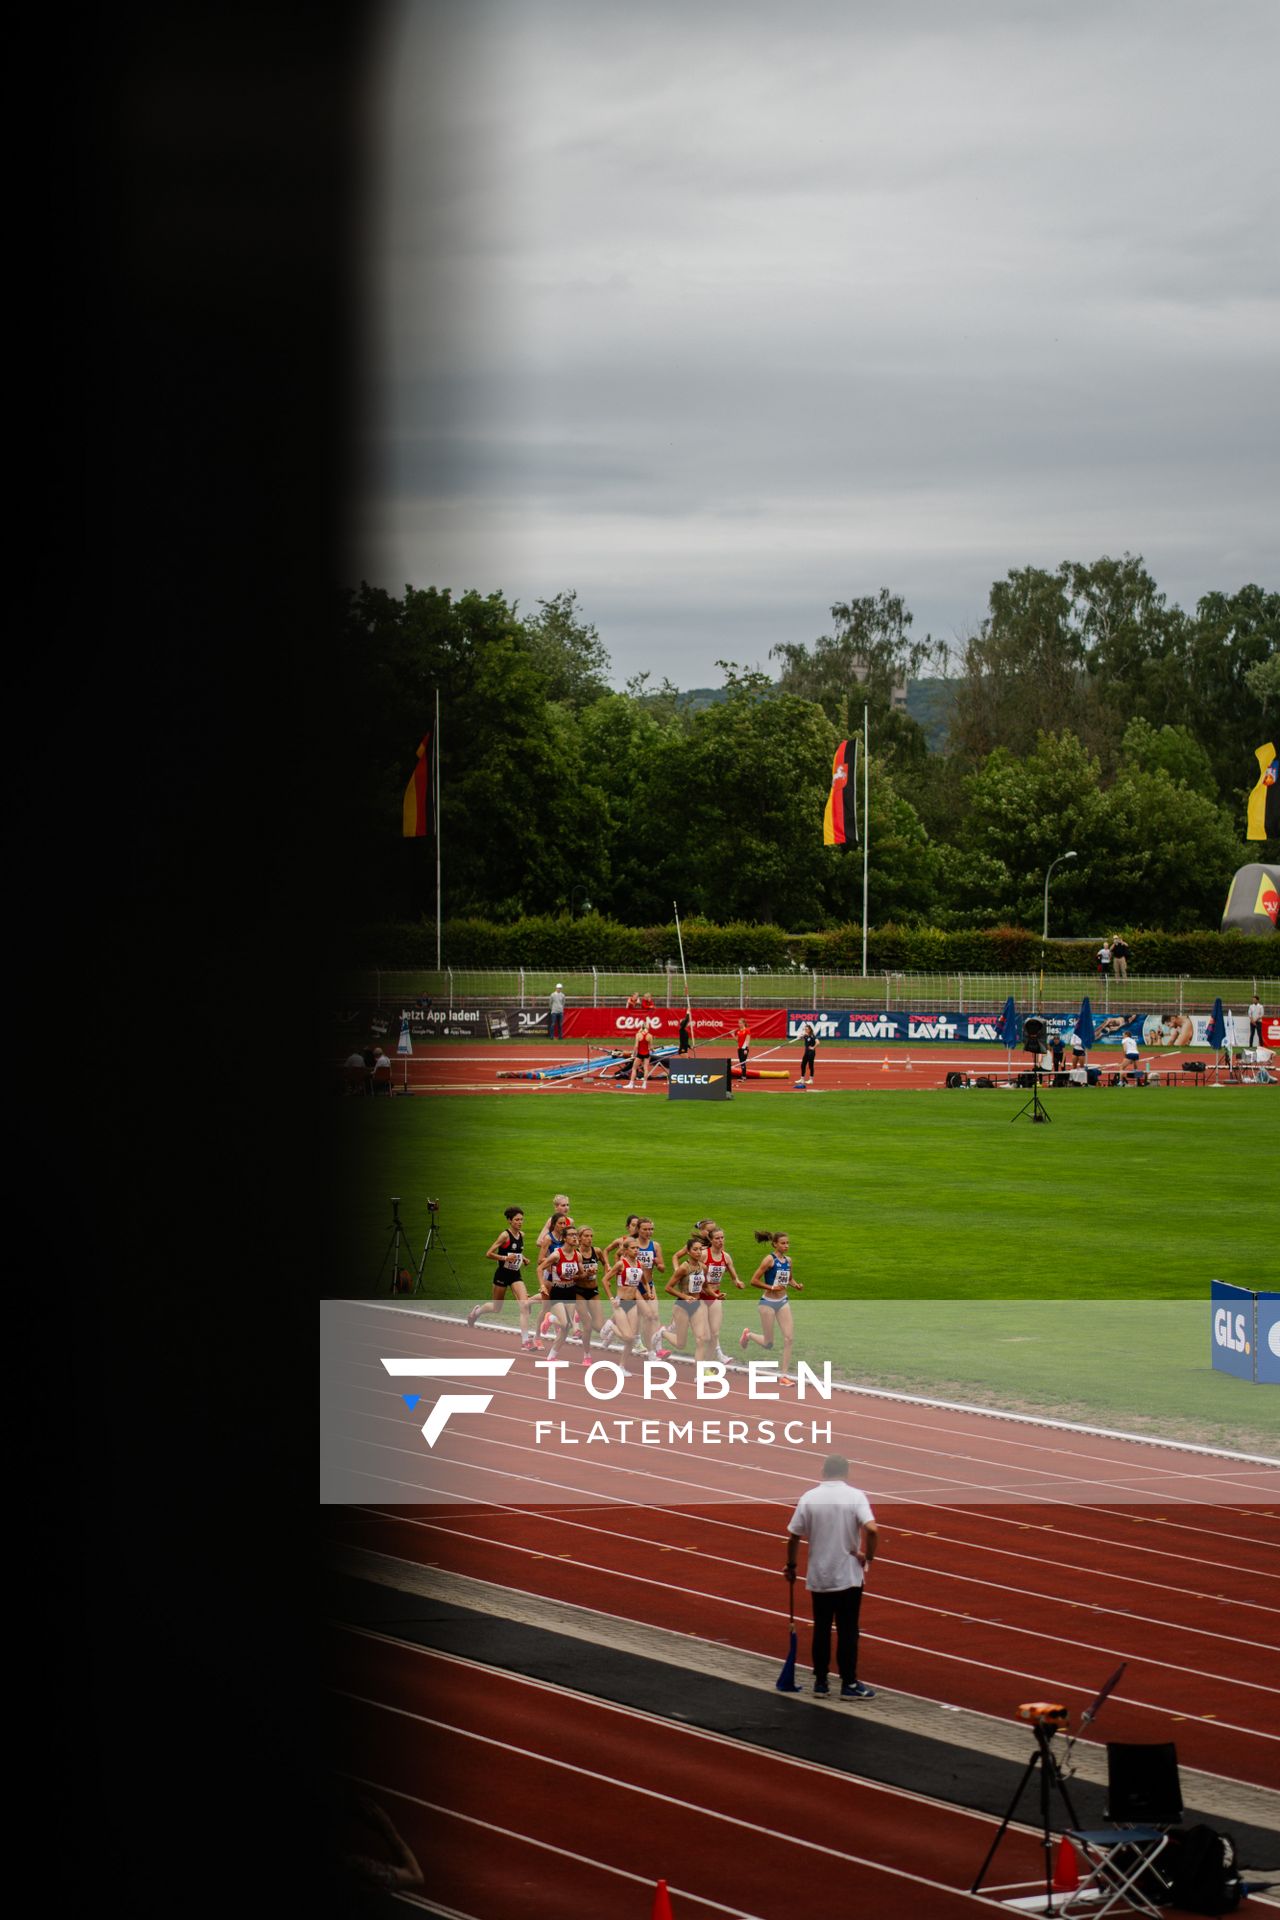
326, 1090, 1280, 1454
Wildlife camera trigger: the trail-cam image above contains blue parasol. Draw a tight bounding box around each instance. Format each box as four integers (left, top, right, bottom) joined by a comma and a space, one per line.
1206, 997, 1226, 1050
1076, 994, 1095, 1053
997, 995, 1020, 1049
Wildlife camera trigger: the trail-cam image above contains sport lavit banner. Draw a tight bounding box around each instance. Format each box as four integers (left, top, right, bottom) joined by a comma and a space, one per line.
562, 1006, 786, 1042
787, 1010, 1276, 1048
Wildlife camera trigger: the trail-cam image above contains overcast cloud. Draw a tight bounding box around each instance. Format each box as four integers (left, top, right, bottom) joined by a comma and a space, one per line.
355, 0, 1279, 684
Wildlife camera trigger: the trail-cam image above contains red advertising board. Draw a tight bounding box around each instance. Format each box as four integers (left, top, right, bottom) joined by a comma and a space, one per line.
561, 1005, 786, 1042
1262, 1014, 1280, 1047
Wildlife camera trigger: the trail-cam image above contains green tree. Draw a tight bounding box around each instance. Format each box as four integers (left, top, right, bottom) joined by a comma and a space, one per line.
1119, 717, 1217, 800
524, 590, 612, 708
772, 589, 938, 767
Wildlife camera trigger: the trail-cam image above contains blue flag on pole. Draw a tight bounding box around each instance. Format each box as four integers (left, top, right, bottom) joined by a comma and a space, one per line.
1206, 997, 1226, 1050
1076, 995, 1095, 1052
997, 996, 1019, 1049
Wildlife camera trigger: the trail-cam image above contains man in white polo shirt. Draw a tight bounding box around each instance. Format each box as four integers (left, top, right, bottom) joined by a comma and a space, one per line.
785, 1454, 878, 1700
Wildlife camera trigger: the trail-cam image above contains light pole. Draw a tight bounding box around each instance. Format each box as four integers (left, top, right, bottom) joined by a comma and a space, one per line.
1042, 851, 1077, 942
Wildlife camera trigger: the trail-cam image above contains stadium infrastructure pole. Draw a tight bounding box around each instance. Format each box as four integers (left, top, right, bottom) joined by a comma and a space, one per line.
861, 704, 869, 979
435, 686, 442, 971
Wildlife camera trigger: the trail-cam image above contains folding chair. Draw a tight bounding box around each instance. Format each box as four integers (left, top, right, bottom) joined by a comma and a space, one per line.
1064, 1741, 1182, 1917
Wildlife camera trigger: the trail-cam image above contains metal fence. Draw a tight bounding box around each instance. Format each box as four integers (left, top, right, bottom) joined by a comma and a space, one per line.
340, 967, 1266, 1017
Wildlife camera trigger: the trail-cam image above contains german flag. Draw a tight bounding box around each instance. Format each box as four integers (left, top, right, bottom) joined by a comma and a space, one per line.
823, 738, 857, 845
402, 732, 433, 837
1247, 741, 1279, 841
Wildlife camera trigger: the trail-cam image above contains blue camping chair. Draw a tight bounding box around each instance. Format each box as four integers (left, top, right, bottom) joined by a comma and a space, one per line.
1064, 1742, 1182, 1917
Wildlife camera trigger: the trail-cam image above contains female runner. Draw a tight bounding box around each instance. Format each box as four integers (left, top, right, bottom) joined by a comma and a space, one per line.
598, 1215, 641, 1348
633, 1216, 666, 1355
703, 1224, 744, 1364
657, 1235, 712, 1363
603, 1233, 647, 1369
573, 1226, 608, 1351
537, 1209, 572, 1341
740, 1229, 802, 1383
469, 1206, 543, 1352
537, 1224, 591, 1367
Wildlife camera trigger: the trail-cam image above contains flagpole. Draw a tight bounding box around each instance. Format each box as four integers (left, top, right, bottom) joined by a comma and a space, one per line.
435, 686, 442, 972
861, 704, 869, 980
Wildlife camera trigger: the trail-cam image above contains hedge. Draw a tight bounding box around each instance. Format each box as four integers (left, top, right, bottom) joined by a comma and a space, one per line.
351, 916, 1280, 977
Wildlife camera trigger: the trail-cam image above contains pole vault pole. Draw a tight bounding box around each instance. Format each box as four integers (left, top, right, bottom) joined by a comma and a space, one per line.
673, 902, 695, 1037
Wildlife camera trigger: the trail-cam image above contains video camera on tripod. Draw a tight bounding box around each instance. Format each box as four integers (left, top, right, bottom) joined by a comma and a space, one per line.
374, 1194, 457, 1296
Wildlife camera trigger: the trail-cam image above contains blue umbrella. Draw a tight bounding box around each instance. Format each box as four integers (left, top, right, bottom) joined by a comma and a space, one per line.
1076, 994, 1095, 1053
997, 995, 1019, 1049
1206, 997, 1226, 1050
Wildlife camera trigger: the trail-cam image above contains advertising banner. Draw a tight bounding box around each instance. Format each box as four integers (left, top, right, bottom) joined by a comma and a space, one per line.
562, 1006, 786, 1042
1256, 1291, 1280, 1386
786, 1010, 1007, 1044
1211, 1280, 1256, 1381
394, 1005, 549, 1042
666, 1056, 733, 1101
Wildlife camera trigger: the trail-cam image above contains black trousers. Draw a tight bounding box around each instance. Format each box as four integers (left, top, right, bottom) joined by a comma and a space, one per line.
810, 1585, 864, 1685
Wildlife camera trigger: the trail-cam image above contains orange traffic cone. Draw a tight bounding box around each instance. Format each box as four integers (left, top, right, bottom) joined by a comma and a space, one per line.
904, 1053, 914, 1071
1051, 1837, 1080, 1893
652, 1879, 675, 1919
881, 1054, 890, 1071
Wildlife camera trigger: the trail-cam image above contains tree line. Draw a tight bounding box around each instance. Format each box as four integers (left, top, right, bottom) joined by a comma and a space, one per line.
328, 559, 1278, 935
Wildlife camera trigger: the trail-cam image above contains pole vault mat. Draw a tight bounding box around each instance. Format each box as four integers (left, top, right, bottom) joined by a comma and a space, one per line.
320, 1562, 1280, 1871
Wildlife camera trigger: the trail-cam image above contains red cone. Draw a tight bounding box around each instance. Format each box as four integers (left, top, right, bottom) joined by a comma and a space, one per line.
652, 1879, 675, 1919
1052, 1837, 1080, 1892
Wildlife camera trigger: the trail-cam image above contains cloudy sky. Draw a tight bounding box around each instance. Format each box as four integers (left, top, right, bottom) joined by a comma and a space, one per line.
355, 0, 1278, 686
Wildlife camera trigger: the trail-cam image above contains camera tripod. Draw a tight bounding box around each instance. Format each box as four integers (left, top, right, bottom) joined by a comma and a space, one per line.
1012, 1058, 1052, 1124
374, 1196, 461, 1297
971, 1719, 1082, 1910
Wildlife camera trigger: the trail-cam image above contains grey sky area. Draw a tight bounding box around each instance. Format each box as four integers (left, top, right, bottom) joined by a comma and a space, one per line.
355, 0, 1279, 685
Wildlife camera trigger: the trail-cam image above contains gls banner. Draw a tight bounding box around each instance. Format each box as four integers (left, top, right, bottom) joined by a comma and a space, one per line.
1211, 1280, 1255, 1381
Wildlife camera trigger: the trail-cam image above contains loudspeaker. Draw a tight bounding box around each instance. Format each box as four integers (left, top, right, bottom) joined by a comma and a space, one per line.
974, 1076, 995, 1088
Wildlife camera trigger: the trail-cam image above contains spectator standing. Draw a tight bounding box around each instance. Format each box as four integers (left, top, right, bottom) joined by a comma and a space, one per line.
785, 1455, 878, 1699
549, 982, 566, 1040
1111, 934, 1130, 979
1097, 940, 1113, 982
1248, 995, 1264, 1048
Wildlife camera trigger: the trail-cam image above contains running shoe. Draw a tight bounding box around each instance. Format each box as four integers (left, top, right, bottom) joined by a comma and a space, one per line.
715, 1348, 731, 1364
739, 1328, 751, 1351
600, 1325, 615, 1348
466, 1304, 482, 1327
654, 1347, 671, 1360
778, 1374, 795, 1385
539, 1312, 556, 1338
813, 1680, 830, 1696
528, 1338, 546, 1355
840, 1682, 876, 1700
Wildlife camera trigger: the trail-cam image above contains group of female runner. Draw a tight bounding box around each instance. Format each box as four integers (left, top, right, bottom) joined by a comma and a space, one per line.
467, 1195, 803, 1381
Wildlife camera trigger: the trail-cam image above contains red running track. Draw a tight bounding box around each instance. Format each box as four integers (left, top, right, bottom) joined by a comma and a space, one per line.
325, 1321, 1280, 1789
390, 1043, 1227, 1094
326, 1626, 1051, 1918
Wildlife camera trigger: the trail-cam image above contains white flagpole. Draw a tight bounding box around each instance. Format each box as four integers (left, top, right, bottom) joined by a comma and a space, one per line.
861, 704, 870, 980
435, 686, 442, 972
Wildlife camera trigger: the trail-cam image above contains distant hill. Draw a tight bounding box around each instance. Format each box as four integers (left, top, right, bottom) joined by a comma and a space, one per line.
904, 676, 958, 753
